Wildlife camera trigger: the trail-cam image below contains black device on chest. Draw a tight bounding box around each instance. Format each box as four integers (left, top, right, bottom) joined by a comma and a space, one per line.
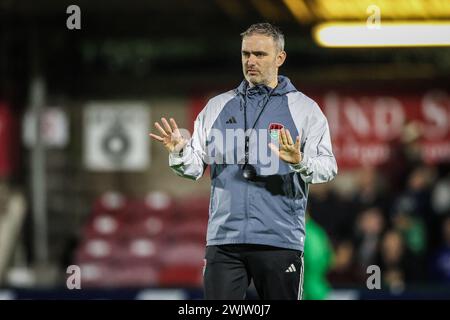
240, 83, 276, 181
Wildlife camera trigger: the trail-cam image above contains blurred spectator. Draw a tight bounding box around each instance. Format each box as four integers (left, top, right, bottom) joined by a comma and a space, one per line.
431, 167, 450, 216
380, 121, 424, 197
308, 184, 356, 244
391, 210, 426, 257
375, 229, 424, 291
351, 166, 386, 212
303, 215, 334, 300
354, 207, 386, 269
327, 240, 365, 287
430, 215, 450, 284
406, 166, 435, 217
391, 166, 435, 256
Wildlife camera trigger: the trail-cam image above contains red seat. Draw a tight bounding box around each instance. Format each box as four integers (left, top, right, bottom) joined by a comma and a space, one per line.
159, 242, 205, 267
164, 219, 207, 244
125, 191, 175, 223
91, 191, 130, 219
175, 196, 210, 220
82, 214, 124, 240
79, 262, 160, 288
75, 191, 209, 289
75, 238, 125, 263
120, 216, 169, 241
112, 264, 160, 287
158, 265, 203, 287
119, 238, 163, 265
78, 262, 114, 288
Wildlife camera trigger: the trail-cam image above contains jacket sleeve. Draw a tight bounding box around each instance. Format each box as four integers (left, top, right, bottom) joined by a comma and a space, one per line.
168, 107, 208, 181
290, 103, 338, 184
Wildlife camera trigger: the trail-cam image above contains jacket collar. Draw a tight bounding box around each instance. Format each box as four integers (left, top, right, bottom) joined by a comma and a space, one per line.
236, 75, 297, 96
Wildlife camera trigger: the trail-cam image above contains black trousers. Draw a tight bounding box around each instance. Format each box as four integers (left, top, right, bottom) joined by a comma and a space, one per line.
203, 244, 304, 300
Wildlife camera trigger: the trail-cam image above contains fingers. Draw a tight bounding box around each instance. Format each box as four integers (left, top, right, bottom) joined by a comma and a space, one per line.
280, 128, 288, 146
154, 122, 168, 137
278, 128, 294, 149
295, 135, 301, 148
149, 133, 164, 142
278, 129, 284, 146
161, 117, 173, 134
169, 118, 179, 131
285, 129, 294, 145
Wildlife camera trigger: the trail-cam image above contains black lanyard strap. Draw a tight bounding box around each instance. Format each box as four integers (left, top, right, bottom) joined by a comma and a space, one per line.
243, 84, 276, 164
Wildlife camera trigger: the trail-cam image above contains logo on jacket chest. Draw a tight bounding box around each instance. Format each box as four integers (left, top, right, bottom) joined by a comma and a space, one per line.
269, 122, 285, 140
225, 116, 237, 124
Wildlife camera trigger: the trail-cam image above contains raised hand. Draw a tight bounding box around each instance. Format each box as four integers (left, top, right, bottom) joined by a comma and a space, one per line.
268, 128, 302, 165
149, 117, 187, 154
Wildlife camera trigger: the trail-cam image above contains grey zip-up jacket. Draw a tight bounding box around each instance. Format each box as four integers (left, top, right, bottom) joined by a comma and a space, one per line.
169, 76, 337, 251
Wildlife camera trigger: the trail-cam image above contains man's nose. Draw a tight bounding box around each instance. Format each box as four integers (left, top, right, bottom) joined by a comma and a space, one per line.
247, 55, 256, 66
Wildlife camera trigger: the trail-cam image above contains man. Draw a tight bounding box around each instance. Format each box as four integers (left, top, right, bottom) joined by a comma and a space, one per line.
150, 23, 337, 300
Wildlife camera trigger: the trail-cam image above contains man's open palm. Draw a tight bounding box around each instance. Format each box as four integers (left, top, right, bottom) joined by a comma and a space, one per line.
149, 117, 187, 153
268, 128, 302, 165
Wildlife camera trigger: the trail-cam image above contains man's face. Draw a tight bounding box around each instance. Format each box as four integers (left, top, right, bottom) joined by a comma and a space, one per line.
241, 34, 286, 87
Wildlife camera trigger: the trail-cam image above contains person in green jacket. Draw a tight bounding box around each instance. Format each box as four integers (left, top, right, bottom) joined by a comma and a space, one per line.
303, 214, 334, 300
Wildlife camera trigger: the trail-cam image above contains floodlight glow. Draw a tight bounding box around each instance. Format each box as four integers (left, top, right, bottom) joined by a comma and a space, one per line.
313, 21, 450, 47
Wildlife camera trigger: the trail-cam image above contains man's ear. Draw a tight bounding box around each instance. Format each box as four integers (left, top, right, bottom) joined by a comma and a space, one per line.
276, 51, 287, 67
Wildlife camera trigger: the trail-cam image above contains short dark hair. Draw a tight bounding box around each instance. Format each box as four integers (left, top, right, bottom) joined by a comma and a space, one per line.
240, 23, 285, 52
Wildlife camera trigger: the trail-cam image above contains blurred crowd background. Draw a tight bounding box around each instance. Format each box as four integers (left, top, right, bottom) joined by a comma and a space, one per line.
0, 0, 449, 299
